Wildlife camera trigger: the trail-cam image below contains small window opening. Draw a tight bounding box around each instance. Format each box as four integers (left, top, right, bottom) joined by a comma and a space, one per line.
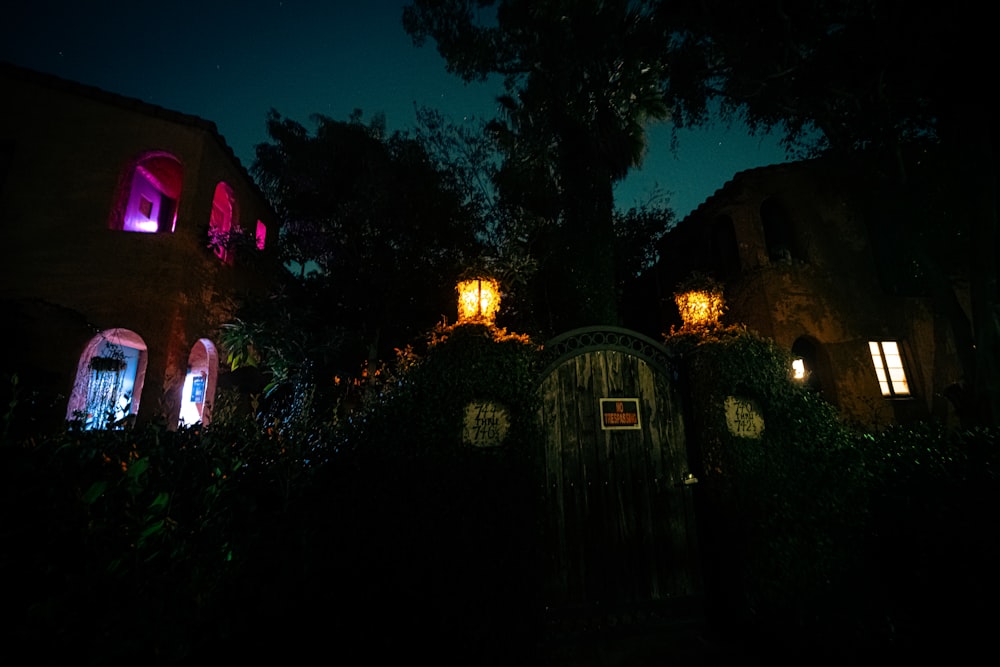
761, 197, 801, 263
118, 153, 182, 233
209, 182, 238, 263
256, 220, 267, 250
711, 215, 740, 279
869, 340, 911, 397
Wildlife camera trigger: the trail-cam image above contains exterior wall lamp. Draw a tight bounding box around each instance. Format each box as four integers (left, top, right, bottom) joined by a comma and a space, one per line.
674, 283, 726, 330
456, 277, 500, 326
792, 357, 807, 381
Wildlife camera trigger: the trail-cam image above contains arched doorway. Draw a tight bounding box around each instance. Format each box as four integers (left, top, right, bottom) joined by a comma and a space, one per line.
792, 335, 836, 403
536, 327, 702, 620
66, 329, 148, 429
178, 338, 219, 427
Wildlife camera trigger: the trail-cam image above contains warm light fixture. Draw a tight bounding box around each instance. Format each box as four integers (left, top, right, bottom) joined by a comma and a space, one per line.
792, 357, 806, 381
674, 288, 725, 330
457, 277, 500, 325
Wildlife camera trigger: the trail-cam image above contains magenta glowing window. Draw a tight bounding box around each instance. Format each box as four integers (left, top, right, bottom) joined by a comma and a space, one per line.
119, 153, 182, 233
209, 182, 238, 263
256, 220, 267, 250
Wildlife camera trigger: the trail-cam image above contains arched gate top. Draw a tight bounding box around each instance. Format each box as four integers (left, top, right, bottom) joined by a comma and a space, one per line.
539, 326, 676, 377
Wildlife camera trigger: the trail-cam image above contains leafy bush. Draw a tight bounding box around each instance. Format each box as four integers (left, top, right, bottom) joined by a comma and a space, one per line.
860, 422, 999, 655
5, 323, 995, 661
317, 321, 546, 658
665, 327, 872, 647
665, 325, 1000, 659
0, 403, 333, 662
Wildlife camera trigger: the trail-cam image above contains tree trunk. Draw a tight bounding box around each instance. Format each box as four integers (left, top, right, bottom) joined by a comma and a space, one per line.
557, 127, 620, 330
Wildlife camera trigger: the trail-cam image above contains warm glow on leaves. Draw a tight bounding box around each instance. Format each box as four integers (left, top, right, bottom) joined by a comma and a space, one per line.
428, 320, 537, 350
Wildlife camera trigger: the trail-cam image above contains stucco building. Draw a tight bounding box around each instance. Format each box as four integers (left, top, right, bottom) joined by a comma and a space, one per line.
631, 158, 969, 430
0, 62, 277, 432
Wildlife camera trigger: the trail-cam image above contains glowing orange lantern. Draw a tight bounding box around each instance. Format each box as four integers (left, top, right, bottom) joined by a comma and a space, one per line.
457, 277, 500, 325
674, 286, 725, 330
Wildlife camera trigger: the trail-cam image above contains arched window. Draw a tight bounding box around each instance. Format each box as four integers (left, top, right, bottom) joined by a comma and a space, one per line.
66, 329, 148, 430
761, 197, 802, 263
209, 182, 238, 263
255, 220, 267, 250
178, 338, 219, 427
710, 214, 740, 280
114, 152, 182, 233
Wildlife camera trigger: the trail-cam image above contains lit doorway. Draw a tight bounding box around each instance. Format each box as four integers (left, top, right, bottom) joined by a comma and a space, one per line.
67, 329, 147, 429
178, 338, 219, 427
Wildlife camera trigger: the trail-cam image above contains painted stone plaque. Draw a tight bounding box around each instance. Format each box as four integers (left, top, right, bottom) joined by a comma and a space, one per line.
463, 401, 510, 447
725, 396, 764, 438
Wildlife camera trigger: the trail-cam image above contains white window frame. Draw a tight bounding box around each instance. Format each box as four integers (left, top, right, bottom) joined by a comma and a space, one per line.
868, 340, 911, 397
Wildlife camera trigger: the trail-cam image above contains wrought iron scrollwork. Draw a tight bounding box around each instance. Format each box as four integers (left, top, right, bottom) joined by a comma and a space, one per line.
539, 326, 676, 377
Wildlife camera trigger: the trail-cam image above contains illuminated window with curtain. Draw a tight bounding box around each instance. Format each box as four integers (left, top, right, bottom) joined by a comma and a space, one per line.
869, 341, 911, 397
209, 182, 238, 263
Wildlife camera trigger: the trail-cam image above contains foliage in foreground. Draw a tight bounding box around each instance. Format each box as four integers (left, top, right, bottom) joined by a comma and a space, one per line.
0, 395, 335, 663
2, 324, 547, 662
201, 322, 547, 661
3, 324, 998, 661
665, 325, 1000, 658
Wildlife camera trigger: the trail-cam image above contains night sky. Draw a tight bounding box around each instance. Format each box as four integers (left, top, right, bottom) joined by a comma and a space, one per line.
1, 0, 790, 218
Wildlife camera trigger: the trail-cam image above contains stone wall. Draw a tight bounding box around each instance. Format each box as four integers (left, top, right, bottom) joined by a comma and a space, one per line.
638, 160, 966, 430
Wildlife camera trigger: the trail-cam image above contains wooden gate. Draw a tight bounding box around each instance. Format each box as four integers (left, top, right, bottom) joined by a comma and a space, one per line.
537, 327, 701, 619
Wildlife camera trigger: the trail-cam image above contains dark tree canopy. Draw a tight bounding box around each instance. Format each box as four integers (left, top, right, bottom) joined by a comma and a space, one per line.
404, 0, 678, 330
230, 110, 483, 402
404, 0, 997, 424
665, 0, 998, 426
662, 0, 993, 162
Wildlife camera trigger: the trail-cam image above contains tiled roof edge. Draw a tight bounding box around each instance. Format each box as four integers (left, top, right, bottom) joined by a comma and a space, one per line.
1, 60, 264, 199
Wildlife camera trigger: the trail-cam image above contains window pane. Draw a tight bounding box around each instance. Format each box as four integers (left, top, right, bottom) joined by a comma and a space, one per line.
869, 340, 910, 397
869, 341, 891, 396
118, 154, 182, 233
888, 366, 910, 395
210, 182, 236, 262
255, 220, 267, 250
